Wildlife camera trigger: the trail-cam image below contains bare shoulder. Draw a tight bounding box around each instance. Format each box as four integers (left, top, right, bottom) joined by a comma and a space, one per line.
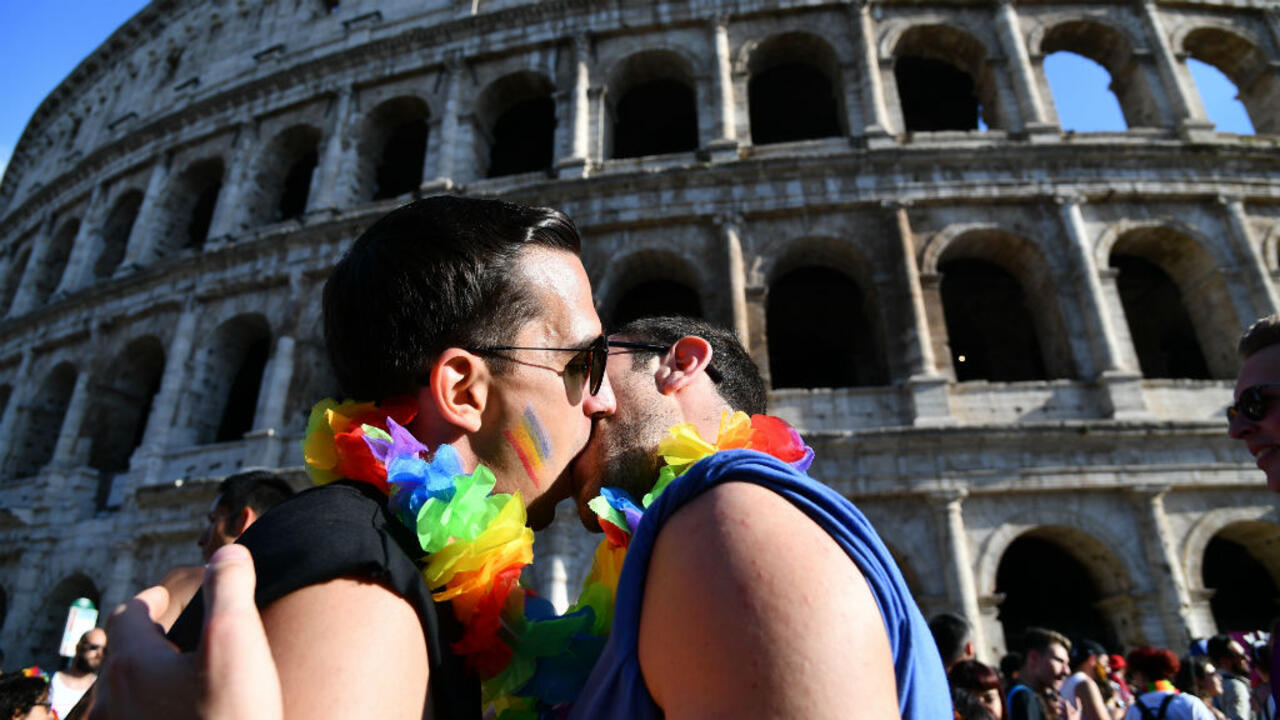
261, 577, 429, 720
637, 480, 900, 720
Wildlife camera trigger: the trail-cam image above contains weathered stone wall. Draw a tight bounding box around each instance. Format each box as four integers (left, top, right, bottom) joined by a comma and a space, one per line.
0, 0, 1278, 668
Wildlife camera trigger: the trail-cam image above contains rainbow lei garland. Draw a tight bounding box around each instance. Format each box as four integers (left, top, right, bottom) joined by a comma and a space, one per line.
303, 398, 813, 719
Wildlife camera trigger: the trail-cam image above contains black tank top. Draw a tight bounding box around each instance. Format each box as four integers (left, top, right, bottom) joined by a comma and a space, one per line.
168, 481, 478, 719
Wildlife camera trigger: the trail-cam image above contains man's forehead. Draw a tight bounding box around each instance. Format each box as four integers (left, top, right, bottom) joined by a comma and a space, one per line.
1236, 344, 1280, 395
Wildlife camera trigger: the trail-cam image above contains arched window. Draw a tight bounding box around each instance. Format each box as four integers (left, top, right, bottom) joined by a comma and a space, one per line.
611, 279, 703, 327
747, 33, 843, 144
1040, 21, 1162, 130
246, 126, 322, 227
1203, 524, 1280, 632
894, 26, 999, 132
35, 574, 99, 670
996, 534, 1117, 650
277, 149, 319, 221
160, 158, 224, 255
767, 266, 887, 388
187, 315, 271, 445
366, 97, 429, 200
0, 246, 31, 315
1183, 29, 1275, 135
609, 51, 698, 159
96, 191, 142, 280
86, 337, 165, 507
477, 72, 556, 178
1109, 255, 1209, 379
34, 219, 79, 305
8, 363, 77, 479
940, 258, 1046, 381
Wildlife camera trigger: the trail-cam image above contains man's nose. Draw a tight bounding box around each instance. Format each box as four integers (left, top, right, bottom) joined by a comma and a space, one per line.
583, 371, 617, 417
1228, 411, 1255, 439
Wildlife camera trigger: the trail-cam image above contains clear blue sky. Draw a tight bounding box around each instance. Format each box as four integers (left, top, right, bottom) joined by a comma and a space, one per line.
0, 3, 1257, 183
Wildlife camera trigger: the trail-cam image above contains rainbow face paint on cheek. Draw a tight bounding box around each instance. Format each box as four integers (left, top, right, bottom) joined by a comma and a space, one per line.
504, 406, 552, 486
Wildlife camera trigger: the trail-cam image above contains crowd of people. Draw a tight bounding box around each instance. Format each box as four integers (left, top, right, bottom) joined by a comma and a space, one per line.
0, 195, 1277, 719
934, 612, 1275, 720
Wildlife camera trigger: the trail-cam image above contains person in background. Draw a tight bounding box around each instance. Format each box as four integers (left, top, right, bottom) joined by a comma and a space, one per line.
1062, 639, 1124, 720
952, 659, 1006, 720
1251, 643, 1273, 720
1008, 628, 1079, 720
1176, 655, 1229, 720
934, 612, 978, 672
1124, 647, 1215, 720
0, 673, 54, 720
1207, 635, 1253, 720
49, 629, 104, 719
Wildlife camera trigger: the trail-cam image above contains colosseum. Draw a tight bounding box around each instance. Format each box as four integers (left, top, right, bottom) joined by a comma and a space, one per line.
0, 0, 1277, 669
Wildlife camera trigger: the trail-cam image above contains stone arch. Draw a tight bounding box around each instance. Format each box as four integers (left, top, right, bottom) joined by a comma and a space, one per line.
184, 313, 272, 445
606, 50, 699, 159
158, 157, 224, 256
0, 245, 31, 314
1182, 506, 1280, 596
1038, 19, 1163, 129
7, 362, 78, 480
285, 294, 340, 433
1263, 223, 1280, 274
745, 31, 846, 144
892, 24, 1003, 132
599, 249, 705, 328
766, 236, 889, 388
1105, 224, 1238, 379
1179, 26, 1279, 135
980, 519, 1141, 649
34, 572, 99, 668
246, 124, 322, 226
84, 335, 165, 506
358, 95, 430, 201
1195, 518, 1280, 632
475, 71, 556, 178
96, 189, 143, 280
34, 217, 79, 305
928, 228, 1075, 381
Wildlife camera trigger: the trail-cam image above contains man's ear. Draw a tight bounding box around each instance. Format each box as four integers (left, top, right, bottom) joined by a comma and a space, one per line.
230, 506, 257, 537
654, 336, 714, 395
421, 348, 489, 434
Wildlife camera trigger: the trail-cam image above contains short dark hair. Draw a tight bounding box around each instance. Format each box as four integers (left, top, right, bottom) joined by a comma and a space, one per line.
952, 686, 996, 720
1206, 634, 1237, 664
324, 195, 581, 400
217, 470, 294, 518
929, 612, 973, 667
0, 673, 47, 718
1238, 315, 1280, 359
950, 659, 1001, 693
1022, 627, 1071, 657
613, 315, 766, 415
1175, 654, 1215, 694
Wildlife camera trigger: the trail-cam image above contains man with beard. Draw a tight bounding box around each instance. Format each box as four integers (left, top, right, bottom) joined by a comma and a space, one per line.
568, 315, 950, 719
50, 628, 105, 719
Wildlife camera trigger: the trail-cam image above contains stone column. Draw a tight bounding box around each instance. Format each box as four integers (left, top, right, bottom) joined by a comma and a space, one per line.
118, 155, 171, 272
253, 335, 295, 434
54, 184, 108, 297
927, 489, 986, 657
1219, 195, 1280, 320
1137, 0, 1215, 139
423, 58, 463, 192
0, 351, 34, 473
1266, 9, 1280, 57
717, 214, 750, 344
852, 0, 895, 145
889, 202, 952, 425
8, 215, 56, 318
100, 538, 138, 616
1130, 485, 1197, 649
555, 34, 592, 179
993, 0, 1054, 137
706, 16, 740, 161
50, 370, 92, 468
207, 124, 256, 244
1057, 195, 1149, 417
134, 306, 199, 485
310, 87, 356, 213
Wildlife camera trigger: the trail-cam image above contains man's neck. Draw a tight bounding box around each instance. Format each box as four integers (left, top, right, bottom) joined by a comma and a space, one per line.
58, 667, 96, 686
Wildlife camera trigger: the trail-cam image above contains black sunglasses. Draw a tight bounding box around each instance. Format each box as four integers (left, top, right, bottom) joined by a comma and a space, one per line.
607, 339, 722, 384
1226, 383, 1280, 422
467, 335, 608, 395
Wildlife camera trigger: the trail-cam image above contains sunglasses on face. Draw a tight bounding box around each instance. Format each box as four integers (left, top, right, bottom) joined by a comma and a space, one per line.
607, 339, 723, 383
468, 335, 608, 395
1226, 383, 1280, 422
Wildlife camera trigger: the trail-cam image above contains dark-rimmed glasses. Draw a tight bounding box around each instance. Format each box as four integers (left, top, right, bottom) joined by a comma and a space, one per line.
608, 340, 722, 384
467, 335, 608, 395
1226, 383, 1280, 422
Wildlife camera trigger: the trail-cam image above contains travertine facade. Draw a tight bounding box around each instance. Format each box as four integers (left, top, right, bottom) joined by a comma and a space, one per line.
1, 0, 1277, 668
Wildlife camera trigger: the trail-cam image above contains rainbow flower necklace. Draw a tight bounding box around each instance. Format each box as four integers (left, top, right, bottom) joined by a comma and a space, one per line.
303, 398, 813, 719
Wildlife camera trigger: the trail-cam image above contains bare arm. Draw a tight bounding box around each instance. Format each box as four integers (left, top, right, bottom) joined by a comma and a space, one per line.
637, 481, 900, 720
1076, 676, 1112, 720
155, 565, 205, 632
260, 577, 429, 720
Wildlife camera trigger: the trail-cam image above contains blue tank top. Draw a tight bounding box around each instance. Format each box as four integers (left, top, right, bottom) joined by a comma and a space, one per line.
570, 449, 952, 719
